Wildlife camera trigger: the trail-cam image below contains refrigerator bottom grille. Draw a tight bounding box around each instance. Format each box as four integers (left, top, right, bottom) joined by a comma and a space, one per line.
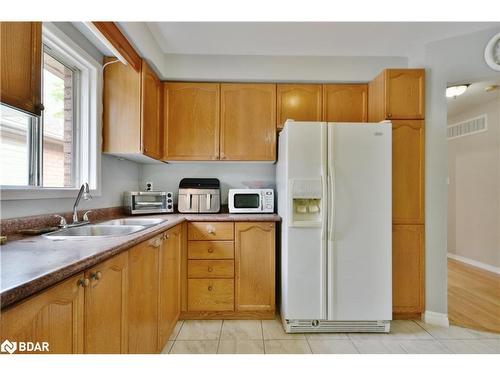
283, 319, 391, 333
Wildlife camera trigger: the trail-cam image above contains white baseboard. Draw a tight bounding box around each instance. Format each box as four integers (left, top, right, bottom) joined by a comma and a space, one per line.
424, 311, 449, 327
447, 253, 500, 275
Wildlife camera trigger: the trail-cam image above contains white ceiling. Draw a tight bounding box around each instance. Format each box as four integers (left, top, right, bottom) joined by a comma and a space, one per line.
447, 79, 500, 118
146, 22, 499, 56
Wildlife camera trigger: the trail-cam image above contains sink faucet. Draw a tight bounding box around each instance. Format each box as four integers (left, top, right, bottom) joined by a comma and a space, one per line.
72, 183, 92, 225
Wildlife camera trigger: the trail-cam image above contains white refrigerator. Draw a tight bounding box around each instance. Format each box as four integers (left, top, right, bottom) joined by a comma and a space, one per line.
276, 120, 392, 333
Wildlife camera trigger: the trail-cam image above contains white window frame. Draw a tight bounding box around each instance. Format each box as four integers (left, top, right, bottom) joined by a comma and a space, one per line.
1, 22, 102, 200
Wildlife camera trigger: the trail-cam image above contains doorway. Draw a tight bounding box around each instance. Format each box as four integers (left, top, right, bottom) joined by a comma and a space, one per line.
446, 78, 500, 333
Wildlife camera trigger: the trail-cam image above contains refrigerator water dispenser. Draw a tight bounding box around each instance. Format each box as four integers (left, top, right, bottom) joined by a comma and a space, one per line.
290, 179, 323, 226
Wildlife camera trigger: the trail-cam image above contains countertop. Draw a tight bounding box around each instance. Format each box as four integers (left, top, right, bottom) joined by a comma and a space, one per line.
0, 212, 280, 309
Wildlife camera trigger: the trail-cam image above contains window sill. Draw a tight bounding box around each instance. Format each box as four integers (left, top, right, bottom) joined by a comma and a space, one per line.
0, 186, 101, 201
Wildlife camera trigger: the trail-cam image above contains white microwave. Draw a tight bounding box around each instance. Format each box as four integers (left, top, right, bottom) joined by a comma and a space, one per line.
228, 189, 274, 213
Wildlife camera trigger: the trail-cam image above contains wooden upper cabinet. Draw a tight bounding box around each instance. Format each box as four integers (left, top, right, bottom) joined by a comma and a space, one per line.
103, 57, 141, 154
158, 226, 182, 350
392, 224, 424, 314
323, 84, 368, 122
102, 58, 163, 161
128, 237, 160, 354
235, 222, 275, 312
276, 84, 322, 129
141, 61, 162, 159
0, 273, 84, 354
163, 82, 220, 160
368, 69, 425, 121
0, 22, 42, 115
84, 252, 128, 354
392, 120, 425, 224
220, 83, 276, 161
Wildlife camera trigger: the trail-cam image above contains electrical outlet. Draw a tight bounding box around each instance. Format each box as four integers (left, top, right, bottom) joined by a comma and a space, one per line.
145, 181, 153, 191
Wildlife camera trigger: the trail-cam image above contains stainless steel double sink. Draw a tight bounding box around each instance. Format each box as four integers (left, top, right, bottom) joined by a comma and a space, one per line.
43, 218, 167, 239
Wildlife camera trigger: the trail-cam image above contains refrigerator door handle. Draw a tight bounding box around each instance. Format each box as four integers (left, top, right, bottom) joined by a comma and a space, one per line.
328, 132, 336, 242
320, 173, 327, 240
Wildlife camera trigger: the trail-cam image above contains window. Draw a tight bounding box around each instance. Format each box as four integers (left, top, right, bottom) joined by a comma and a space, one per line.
42, 51, 76, 187
1, 22, 102, 199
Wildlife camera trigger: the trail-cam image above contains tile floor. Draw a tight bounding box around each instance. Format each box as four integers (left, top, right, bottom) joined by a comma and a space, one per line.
162, 316, 500, 354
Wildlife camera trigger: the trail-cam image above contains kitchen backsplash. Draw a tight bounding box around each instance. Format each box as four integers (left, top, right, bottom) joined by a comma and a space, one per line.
140, 163, 276, 204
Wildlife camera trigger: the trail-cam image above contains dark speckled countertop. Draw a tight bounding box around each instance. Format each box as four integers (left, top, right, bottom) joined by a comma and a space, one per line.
0, 212, 280, 309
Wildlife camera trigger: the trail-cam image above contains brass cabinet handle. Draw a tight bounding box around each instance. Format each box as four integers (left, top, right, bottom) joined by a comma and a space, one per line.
90, 271, 102, 281
387, 113, 392, 118
207, 285, 213, 291
149, 238, 162, 248
208, 267, 213, 272
77, 278, 90, 287
207, 248, 214, 253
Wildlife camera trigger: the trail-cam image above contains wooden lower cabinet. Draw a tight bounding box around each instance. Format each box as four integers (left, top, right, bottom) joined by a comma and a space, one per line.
158, 225, 182, 350
235, 222, 275, 312
392, 224, 425, 316
188, 279, 234, 312
128, 235, 161, 354
183, 221, 276, 319
84, 252, 128, 354
0, 273, 84, 354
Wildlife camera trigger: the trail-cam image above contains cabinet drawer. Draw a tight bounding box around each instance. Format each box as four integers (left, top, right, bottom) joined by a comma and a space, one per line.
188, 260, 234, 278
188, 222, 234, 241
188, 241, 234, 259
187, 279, 234, 311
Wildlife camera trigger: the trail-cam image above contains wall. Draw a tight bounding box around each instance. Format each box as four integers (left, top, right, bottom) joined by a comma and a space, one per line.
0, 23, 140, 219
162, 54, 407, 82
140, 163, 276, 205
422, 26, 500, 316
447, 96, 500, 269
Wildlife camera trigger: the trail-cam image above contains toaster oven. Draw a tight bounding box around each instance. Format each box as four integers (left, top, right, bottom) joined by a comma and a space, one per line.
124, 191, 173, 215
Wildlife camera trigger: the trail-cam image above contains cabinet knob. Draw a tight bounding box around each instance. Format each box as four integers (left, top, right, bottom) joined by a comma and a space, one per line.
208, 285, 213, 291
144, 148, 149, 152
149, 238, 162, 248
77, 278, 90, 287
208, 267, 213, 272
387, 113, 392, 118
207, 248, 214, 253
91, 271, 102, 281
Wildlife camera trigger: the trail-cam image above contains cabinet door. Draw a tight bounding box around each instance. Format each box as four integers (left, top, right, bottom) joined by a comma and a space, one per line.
392, 225, 424, 314
385, 69, 425, 120
392, 120, 425, 224
163, 82, 220, 160
235, 222, 275, 311
0, 273, 84, 354
103, 56, 141, 153
84, 252, 128, 354
220, 83, 276, 161
323, 84, 368, 122
0, 22, 42, 115
158, 225, 182, 350
141, 61, 162, 159
276, 84, 322, 129
128, 236, 160, 353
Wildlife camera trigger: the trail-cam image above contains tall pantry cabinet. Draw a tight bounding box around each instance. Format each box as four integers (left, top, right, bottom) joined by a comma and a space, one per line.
368, 68, 426, 318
